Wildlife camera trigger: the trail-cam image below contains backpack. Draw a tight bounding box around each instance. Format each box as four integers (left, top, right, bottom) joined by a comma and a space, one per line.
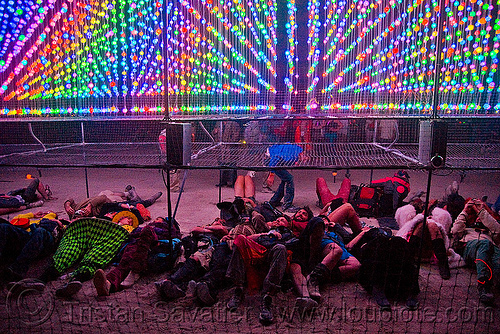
256, 201, 284, 222
349, 184, 381, 217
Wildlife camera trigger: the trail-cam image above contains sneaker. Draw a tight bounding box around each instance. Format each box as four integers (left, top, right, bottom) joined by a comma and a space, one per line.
155, 279, 185, 300
227, 286, 244, 310
306, 275, 321, 301
372, 286, 391, 311
259, 294, 274, 325
294, 297, 318, 312
55, 281, 83, 298
478, 284, 494, 305
185, 280, 197, 298
196, 282, 216, 306
93, 269, 111, 296
121, 271, 140, 289
283, 205, 300, 213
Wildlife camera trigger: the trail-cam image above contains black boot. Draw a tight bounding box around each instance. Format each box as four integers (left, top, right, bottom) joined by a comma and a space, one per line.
478, 282, 494, 305
307, 263, 330, 301
408, 235, 422, 258
39, 264, 61, 283
432, 239, 450, 280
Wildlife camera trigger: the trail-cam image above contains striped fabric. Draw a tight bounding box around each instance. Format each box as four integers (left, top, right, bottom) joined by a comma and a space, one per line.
53, 218, 129, 278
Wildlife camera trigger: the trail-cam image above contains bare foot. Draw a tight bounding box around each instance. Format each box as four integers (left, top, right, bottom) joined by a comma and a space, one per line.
81, 203, 92, 216
64, 201, 75, 218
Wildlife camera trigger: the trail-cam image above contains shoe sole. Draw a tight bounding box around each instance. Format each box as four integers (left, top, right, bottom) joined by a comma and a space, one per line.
93, 270, 110, 296
56, 281, 82, 298
196, 283, 215, 305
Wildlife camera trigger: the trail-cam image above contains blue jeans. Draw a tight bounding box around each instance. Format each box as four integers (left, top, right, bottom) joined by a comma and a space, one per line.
463, 239, 500, 285
270, 169, 294, 208
0, 223, 55, 275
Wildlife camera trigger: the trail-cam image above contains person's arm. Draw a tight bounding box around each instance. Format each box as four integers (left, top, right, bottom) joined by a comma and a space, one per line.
451, 201, 473, 236
248, 230, 282, 241
319, 202, 331, 216
477, 204, 500, 245
345, 227, 370, 251
191, 223, 229, 236
242, 197, 256, 208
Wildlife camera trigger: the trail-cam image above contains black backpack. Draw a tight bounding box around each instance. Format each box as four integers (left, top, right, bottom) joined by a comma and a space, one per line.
349, 184, 382, 217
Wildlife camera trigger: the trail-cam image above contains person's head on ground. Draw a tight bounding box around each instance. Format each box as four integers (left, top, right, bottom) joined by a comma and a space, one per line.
267, 215, 291, 229
112, 210, 140, 229
293, 206, 313, 222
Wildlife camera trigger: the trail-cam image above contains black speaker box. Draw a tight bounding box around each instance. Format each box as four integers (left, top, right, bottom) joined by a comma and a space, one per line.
162, 123, 192, 166
418, 120, 448, 167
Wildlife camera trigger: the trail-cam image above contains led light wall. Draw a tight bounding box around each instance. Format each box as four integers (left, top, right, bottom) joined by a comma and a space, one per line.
0, 0, 498, 117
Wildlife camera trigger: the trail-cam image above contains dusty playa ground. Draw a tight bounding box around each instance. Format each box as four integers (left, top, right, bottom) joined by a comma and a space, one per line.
1, 167, 499, 333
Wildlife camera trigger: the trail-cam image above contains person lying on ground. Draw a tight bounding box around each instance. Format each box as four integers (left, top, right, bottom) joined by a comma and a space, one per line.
93, 216, 182, 296
289, 216, 361, 311
451, 198, 500, 305
0, 178, 54, 215
63, 185, 162, 220
348, 227, 420, 310
0, 211, 67, 282
155, 176, 269, 305
22, 214, 140, 298
396, 199, 452, 279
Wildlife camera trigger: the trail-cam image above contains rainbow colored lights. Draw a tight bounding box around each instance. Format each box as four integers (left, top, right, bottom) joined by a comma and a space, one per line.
0, 0, 499, 117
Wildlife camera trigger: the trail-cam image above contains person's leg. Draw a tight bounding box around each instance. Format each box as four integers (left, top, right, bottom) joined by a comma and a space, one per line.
243, 175, 255, 199
428, 222, 450, 279
327, 203, 362, 234
196, 244, 232, 305
262, 244, 287, 294
336, 178, 352, 203
226, 246, 247, 309
270, 177, 285, 206
22, 178, 40, 202
0, 224, 30, 262
463, 239, 495, 304
464, 239, 494, 284
316, 177, 335, 206
225, 246, 247, 287
320, 242, 343, 271
36, 180, 51, 200
9, 228, 54, 277
307, 243, 340, 301
271, 169, 294, 208
105, 266, 129, 293
290, 263, 308, 297
337, 256, 361, 280
234, 175, 245, 198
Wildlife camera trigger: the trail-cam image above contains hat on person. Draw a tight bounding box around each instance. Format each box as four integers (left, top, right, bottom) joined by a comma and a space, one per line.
112, 210, 140, 229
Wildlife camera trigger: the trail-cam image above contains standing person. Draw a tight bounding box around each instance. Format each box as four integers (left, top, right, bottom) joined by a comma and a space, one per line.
267, 143, 304, 213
